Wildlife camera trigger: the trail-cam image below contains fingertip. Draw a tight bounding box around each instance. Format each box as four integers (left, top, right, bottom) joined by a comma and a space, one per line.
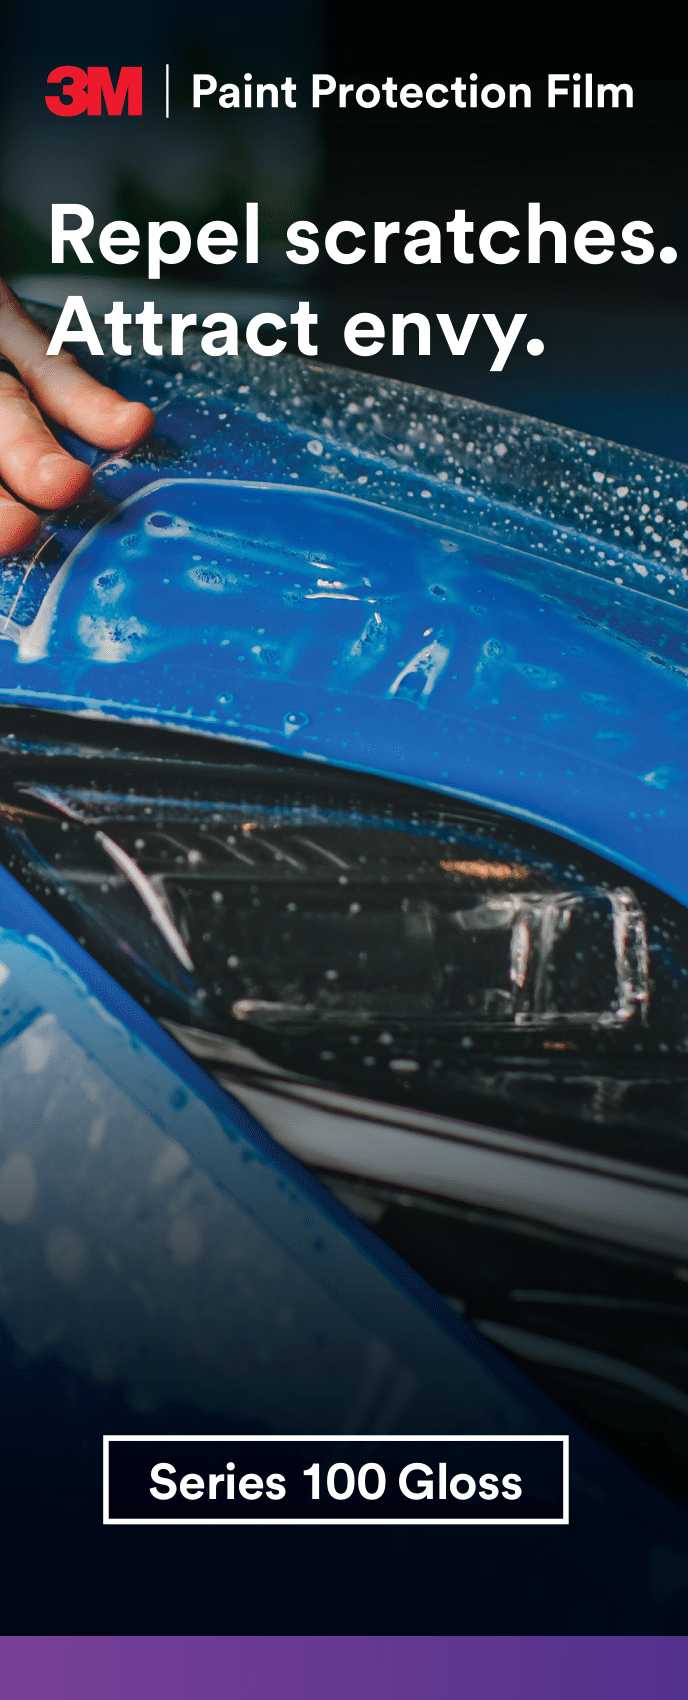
98, 399, 157, 451
0, 499, 41, 555
130, 401, 157, 439
36, 452, 93, 507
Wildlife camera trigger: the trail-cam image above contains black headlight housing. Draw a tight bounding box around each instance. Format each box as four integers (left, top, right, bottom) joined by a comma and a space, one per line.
2, 705, 688, 1502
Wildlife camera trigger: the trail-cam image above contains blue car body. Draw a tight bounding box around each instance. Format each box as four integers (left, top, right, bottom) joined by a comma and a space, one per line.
1, 311, 687, 1626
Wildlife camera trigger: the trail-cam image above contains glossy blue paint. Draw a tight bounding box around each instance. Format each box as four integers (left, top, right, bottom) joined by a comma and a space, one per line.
2, 456, 688, 908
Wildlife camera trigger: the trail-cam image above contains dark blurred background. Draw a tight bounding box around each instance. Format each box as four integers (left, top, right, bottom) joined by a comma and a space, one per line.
1, 3, 685, 458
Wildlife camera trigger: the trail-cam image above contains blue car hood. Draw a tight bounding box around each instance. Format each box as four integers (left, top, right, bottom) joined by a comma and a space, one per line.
1, 305, 688, 907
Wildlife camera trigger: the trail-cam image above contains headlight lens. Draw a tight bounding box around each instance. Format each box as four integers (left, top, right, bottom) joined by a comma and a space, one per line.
1, 712, 687, 1160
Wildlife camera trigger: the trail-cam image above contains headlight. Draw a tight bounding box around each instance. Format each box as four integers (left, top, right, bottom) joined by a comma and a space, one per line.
0, 716, 662, 1067
2, 706, 688, 1500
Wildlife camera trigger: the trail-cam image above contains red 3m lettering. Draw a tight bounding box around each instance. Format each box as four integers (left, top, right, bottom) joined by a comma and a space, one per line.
45, 66, 142, 116
87, 67, 142, 116
45, 66, 89, 116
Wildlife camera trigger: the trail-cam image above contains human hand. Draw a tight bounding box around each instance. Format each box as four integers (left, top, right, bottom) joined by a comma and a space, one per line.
0, 280, 155, 555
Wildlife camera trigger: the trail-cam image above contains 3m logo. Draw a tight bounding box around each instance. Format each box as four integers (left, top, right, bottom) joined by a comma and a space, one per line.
45, 67, 143, 116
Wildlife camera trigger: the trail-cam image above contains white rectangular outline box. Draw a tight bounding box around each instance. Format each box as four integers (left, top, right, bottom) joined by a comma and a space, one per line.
103, 1434, 569, 1526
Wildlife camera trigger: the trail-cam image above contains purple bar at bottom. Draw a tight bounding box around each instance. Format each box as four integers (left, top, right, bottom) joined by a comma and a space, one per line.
2, 1637, 686, 1700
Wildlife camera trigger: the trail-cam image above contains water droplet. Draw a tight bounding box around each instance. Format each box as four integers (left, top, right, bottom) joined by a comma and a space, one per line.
283, 711, 309, 737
